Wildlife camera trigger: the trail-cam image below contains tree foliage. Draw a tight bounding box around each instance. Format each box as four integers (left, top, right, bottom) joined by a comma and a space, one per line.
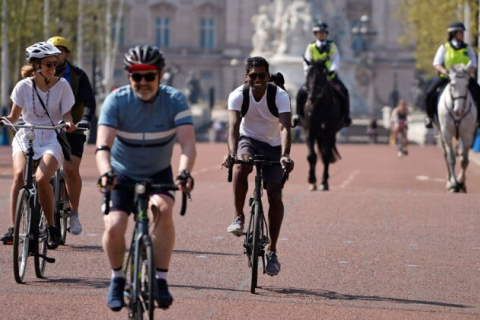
0, 0, 118, 90
398, 0, 479, 76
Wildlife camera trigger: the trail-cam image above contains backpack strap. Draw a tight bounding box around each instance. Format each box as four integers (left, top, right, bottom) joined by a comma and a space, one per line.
241, 83, 250, 117
266, 83, 278, 117
241, 83, 279, 118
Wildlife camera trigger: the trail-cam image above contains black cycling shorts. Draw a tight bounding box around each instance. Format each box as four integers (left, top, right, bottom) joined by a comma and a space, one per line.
237, 136, 283, 188
66, 133, 87, 158
102, 166, 175, 215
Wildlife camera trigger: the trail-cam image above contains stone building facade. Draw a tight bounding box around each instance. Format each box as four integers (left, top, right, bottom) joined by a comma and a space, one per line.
98, 0, 415, 114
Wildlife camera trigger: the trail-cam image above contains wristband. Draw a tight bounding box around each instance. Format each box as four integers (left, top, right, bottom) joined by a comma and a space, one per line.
95, 145, 111, 154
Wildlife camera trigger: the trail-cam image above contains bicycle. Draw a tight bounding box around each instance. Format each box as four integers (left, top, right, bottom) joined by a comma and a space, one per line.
102, 175, 189, 320
1, 120, 64, 283
227, 155, 289, 294
53, 127, 88, 245
395, 121, 408, 158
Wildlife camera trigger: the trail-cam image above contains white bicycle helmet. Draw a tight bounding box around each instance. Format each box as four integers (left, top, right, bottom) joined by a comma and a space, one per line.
26, 42, 61, 62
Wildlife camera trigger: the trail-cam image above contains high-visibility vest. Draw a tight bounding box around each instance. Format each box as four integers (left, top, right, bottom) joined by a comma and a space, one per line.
444, 41, 470, 70
308, 41, 337, 71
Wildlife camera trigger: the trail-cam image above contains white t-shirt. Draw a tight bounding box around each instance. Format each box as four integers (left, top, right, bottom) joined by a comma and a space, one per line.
228, 85, 291, 146
11, 77, 74, 125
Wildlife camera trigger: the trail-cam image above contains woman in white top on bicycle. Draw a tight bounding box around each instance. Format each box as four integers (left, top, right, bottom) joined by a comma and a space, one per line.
0, 42, 76, 249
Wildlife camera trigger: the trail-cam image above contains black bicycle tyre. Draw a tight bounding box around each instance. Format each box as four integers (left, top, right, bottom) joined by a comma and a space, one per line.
13, 189, 31, 284
34, 209, 48, 278
140, 236, 155, 320
59, 177, 69, 245
130, 240, 143, 320
250, 201, 262, 293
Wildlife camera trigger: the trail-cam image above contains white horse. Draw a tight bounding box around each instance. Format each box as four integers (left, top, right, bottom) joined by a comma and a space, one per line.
436, 64, 478, 193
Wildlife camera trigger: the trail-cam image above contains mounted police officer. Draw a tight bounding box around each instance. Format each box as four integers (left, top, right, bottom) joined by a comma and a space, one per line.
425, 21, 480, 128
295, 22, 351, 127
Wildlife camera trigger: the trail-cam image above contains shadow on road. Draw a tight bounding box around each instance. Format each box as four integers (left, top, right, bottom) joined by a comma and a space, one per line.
45, 277, 110, 289
263, 287, 471, 309
173, 249, 241, 257
171, 284, 243, 293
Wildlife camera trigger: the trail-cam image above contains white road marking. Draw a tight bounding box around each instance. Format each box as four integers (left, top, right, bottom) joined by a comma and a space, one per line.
196, 255, 207, 259
87, 234, 97, 237
338, 261, 348, 264
473, 247, 480, 250
409, 244, 419, 247
415, 176, 429, 181
407, 265, 419, 268
279, 238, 289, 241
344, 240, 354, 244
338, 170, 360, 189
214, 236, 224, 240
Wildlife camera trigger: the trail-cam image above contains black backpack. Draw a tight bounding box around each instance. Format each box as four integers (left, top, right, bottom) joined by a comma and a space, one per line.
240, 72, 287, 118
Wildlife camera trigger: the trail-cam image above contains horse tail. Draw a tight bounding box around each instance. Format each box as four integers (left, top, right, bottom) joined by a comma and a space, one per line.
317, 140, 341, 164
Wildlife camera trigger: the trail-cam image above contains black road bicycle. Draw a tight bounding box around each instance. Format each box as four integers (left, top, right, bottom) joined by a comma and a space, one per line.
1, 120, 65, 283
227, 155, 288, 294
103, 177, 189, 320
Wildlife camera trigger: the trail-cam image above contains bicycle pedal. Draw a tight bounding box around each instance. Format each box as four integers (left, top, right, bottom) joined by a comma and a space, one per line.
38, 254, 56, 263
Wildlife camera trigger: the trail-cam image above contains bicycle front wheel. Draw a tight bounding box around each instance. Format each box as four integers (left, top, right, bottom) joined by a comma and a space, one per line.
130, 237, 155, 320
250, 201, 262, 294
34, 209, 48, 278
13, 189, 31, 284
54, 172, 69, 245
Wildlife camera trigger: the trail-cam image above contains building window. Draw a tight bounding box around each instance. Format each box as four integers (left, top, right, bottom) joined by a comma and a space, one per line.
200, 18, 215, 49
111, 18, 125, 47
156, 17, 170, 48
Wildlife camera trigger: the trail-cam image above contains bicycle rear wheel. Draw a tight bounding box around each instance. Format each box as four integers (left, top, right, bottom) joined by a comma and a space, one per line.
34, 209, 48, 278
250, 202, 262, 294
54, 171, 69, 245
13, 189, 31, 284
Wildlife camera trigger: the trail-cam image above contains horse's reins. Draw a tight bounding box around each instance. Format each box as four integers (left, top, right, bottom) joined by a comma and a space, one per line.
445, 81, 472, 140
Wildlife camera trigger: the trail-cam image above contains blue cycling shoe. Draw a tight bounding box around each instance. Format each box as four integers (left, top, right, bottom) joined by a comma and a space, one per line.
107, 277, 125, 312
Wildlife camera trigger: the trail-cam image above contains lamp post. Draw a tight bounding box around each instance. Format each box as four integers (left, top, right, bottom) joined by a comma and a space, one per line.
351, 15, 377, 114
390, 61, 399, 108
230, 58, 239, 91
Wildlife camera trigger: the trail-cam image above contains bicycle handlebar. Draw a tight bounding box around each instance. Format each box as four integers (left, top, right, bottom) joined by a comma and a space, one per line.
1, 120, 88, 132
227, 157, 290, 186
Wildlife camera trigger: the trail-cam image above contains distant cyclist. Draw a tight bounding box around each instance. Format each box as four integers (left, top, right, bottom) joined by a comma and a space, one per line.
47, 36, 96, 236
390, 99, 410, 155
0, 42, 76, 249
222, 56, 294, 276
96, 45, 196, 312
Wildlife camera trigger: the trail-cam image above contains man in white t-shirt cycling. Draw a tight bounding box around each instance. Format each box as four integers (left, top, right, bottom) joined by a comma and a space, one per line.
222, 56, 294, 276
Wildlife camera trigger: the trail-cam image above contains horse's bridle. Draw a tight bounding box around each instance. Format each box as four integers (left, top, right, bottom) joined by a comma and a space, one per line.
445, 79, 472, 139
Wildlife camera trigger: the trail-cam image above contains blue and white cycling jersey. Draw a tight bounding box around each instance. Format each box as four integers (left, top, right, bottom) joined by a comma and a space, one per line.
98, 85, 193, 181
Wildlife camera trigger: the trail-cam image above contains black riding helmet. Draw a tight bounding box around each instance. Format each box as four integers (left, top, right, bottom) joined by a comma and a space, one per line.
448, 21, 466, 33
124, 45, 165, 71
312, 22, 329, 33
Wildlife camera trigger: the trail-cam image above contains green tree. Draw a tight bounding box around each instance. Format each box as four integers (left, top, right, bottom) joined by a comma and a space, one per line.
398, 0, 479, 76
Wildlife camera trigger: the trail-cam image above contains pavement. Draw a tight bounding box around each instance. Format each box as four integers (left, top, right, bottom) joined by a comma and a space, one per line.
0, 143, 480, 319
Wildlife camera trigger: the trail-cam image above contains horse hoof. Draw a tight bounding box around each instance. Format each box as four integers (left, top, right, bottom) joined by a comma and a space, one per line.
309, 184, 317, 191
320, 184, 329, 191
458, 183, 467, 193
448, 186, 459, 193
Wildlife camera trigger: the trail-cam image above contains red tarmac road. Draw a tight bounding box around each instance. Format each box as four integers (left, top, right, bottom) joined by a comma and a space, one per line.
0, 143, 480, 319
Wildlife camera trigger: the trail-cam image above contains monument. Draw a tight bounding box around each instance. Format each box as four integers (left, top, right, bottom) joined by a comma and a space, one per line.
251, 0, 313, 111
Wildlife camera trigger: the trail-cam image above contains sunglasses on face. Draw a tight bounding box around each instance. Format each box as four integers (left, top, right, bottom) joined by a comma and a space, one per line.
41, 61, 59, 68
130, 72, 158, 82
247, 72, 268, 81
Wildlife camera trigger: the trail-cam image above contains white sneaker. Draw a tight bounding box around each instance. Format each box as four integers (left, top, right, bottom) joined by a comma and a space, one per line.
227, 216, 244, 236
69, 211, 83, 235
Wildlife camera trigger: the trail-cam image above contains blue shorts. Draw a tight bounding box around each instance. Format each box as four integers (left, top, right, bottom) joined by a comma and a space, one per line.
103, 166, 174, 215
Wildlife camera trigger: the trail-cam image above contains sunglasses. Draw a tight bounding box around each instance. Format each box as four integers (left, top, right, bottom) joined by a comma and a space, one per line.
41, 61, 59, 68
247, 72, 268, 81
130, 72, 158, 82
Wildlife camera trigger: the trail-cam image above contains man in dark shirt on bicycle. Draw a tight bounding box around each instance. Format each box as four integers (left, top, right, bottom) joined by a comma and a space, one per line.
223, 56, 294, 276
95, 45, 196, 312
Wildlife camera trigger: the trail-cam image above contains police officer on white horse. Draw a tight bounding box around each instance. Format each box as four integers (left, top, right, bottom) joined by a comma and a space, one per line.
425, 21, 480, 128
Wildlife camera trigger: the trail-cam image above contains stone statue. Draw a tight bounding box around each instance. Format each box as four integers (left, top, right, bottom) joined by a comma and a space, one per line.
184, 71, 201, 104
277, 0, 312, 56
251, 5, 273, 55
